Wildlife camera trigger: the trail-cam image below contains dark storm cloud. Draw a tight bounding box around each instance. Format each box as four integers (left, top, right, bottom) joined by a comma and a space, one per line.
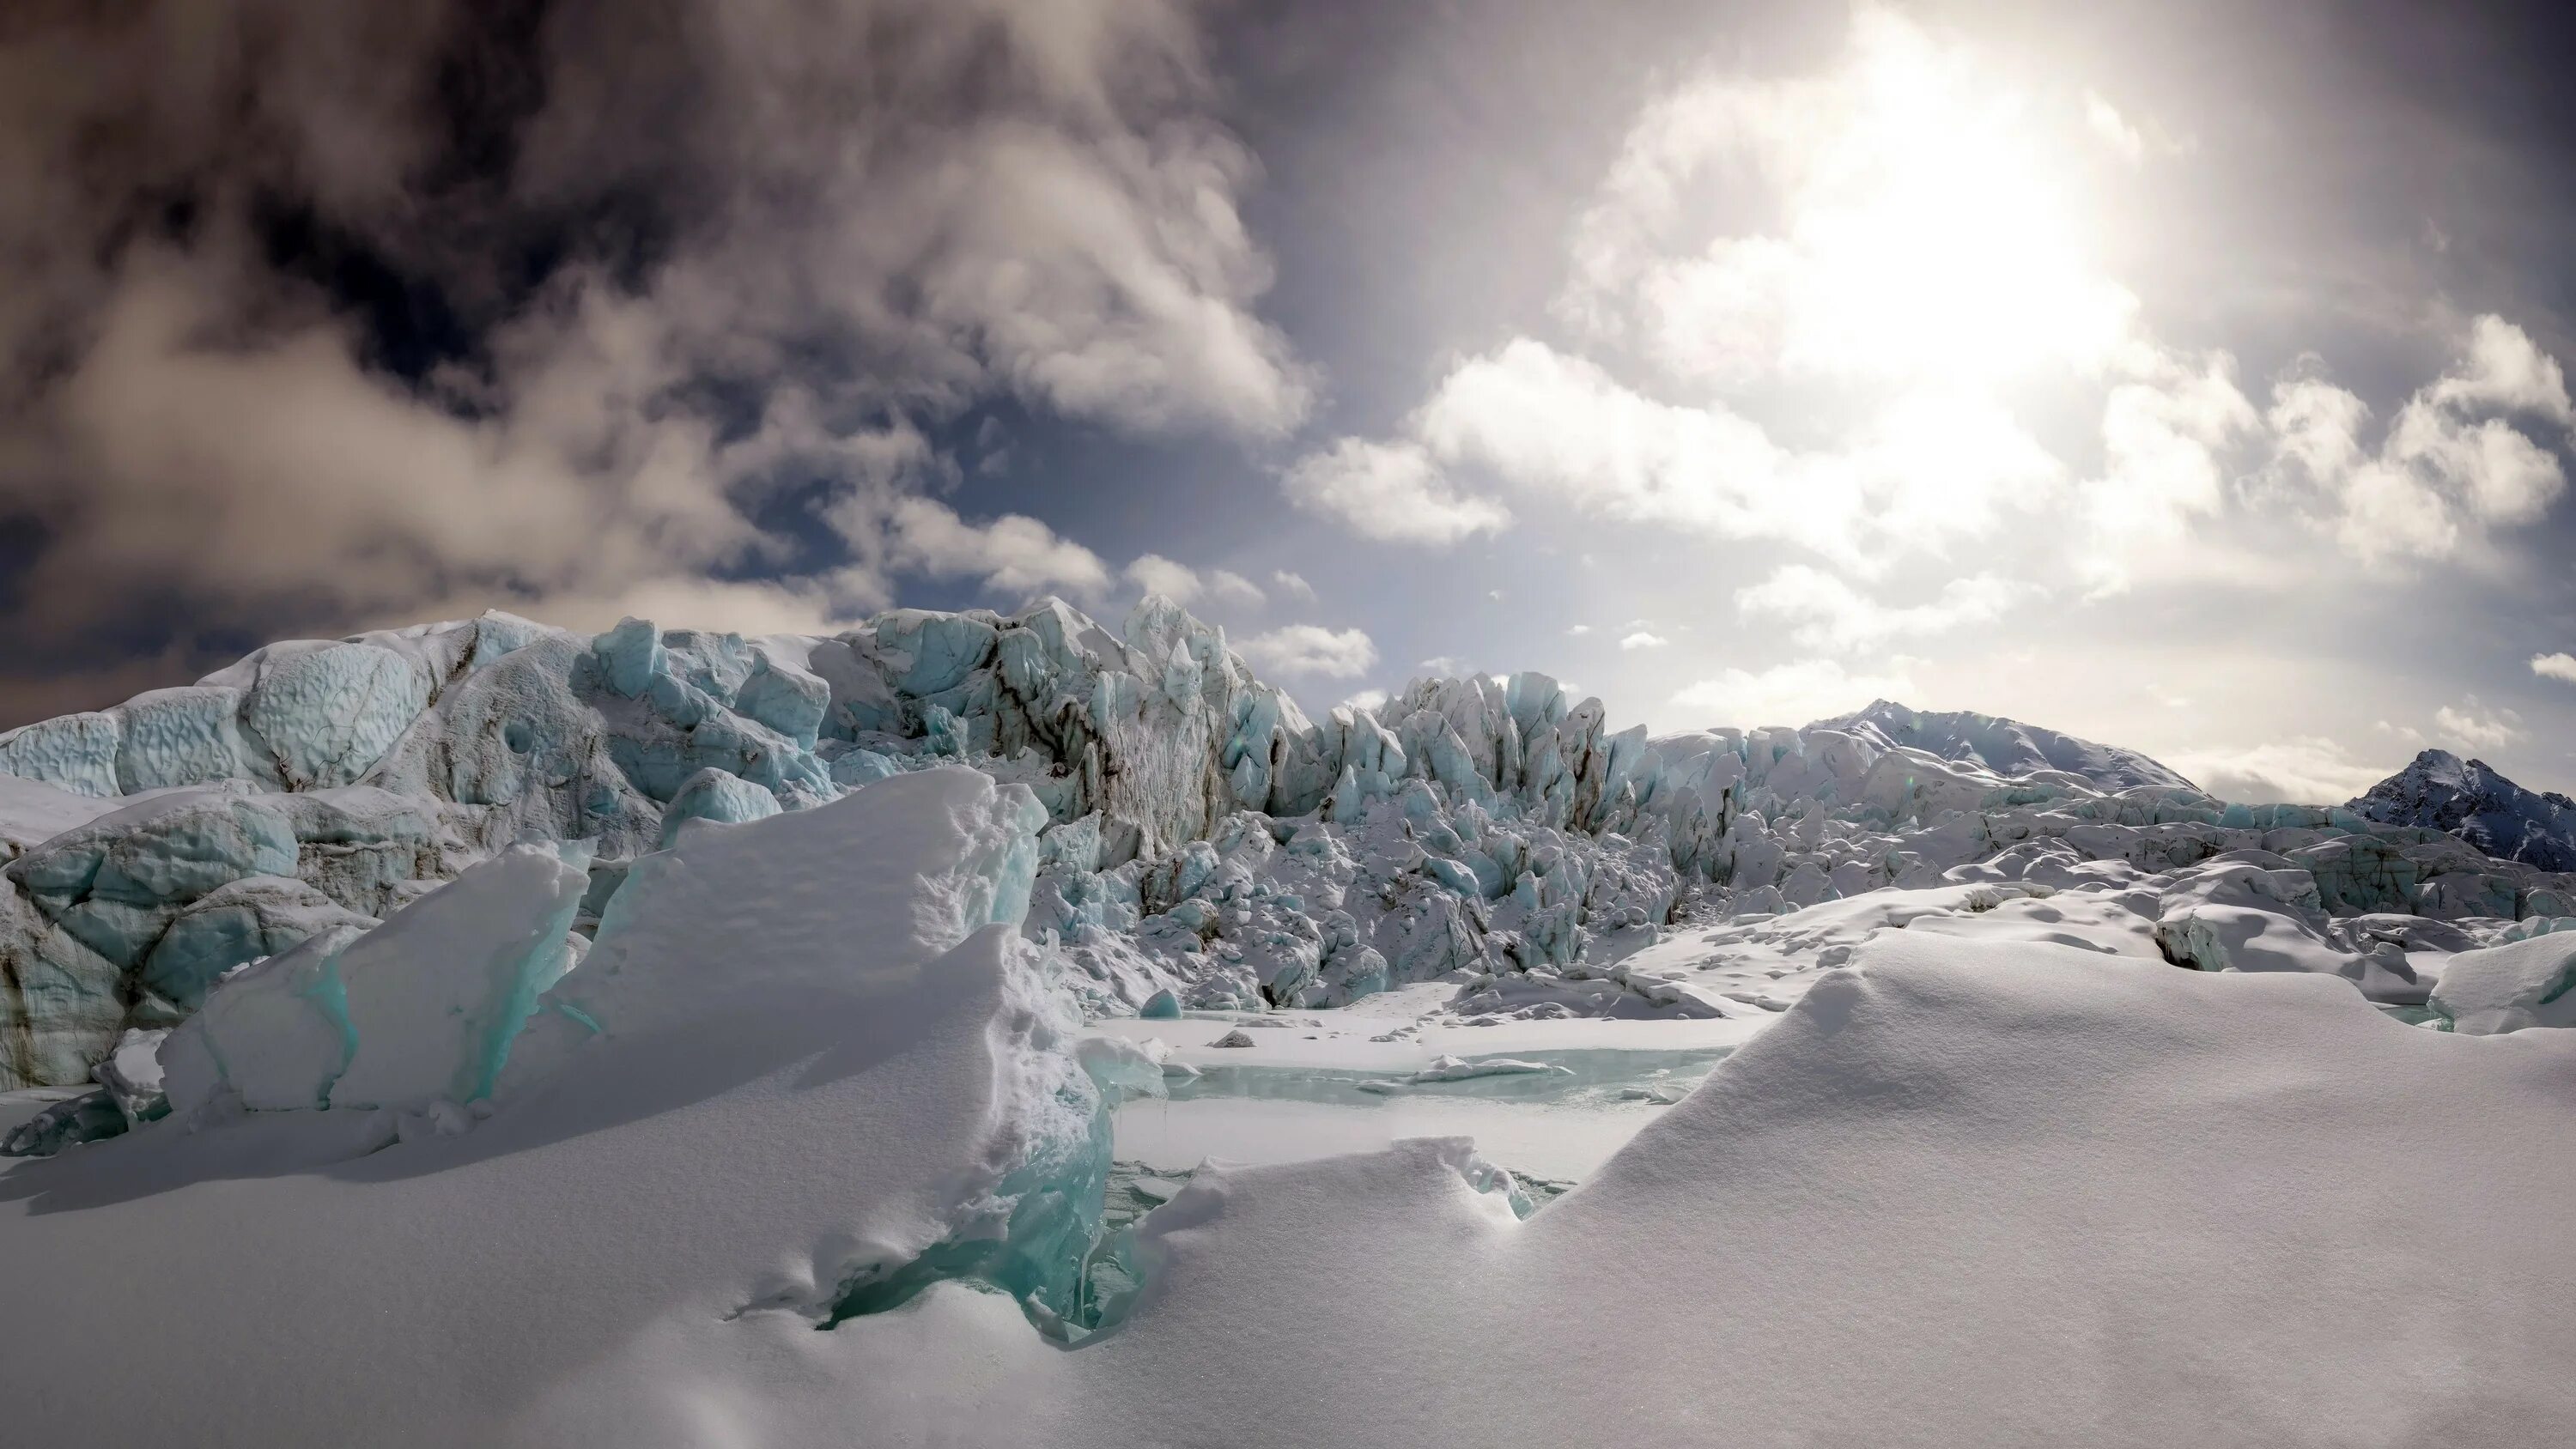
0, 0, 1306, 724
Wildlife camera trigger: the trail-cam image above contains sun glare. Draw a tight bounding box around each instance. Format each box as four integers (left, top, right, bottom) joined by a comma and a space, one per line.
1694, 15, 2136, 385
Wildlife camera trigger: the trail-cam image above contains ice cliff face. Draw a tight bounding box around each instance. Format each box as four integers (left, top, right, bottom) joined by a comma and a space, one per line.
4, 596, 2574, 1093
2348, 749, 2576, 873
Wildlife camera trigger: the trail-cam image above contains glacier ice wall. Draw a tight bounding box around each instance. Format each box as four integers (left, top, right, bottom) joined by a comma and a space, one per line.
7, 593, 2576, 1090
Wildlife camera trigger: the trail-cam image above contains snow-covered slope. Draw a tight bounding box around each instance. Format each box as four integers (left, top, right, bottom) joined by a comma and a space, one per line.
1813, 698, 2196, 791
2348, 749, 2576, 873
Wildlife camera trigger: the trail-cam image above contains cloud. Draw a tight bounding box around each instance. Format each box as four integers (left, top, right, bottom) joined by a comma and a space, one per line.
1417, 655, 1472, 678
1271, 569, 1317, 603
1734, 565, 2030, 652
1413, 339, 1835, 549
481, 576, 864, 640
1566, 624, 1592, 636
2533, 652, 2576, 685
2266, 316, 2572, 566
1310, 330, 2061, 567
1670, 659, 1916, 730
1412, 341, 2063, 562
1125, 554, 1264, 609
2433, 696, 2526, 751
1340, 688, 1390, 714
2431, 314, 2575, 421
0, 0, 1303, 664
1279, 438, 1510, 545
1236, 624, 1378, 678
2078, 348, 2260, 591
2084, 92, 2145, 164
2165, 737, 2393, 805
879, 497, 1112, 598
1619, 631, 1668, 651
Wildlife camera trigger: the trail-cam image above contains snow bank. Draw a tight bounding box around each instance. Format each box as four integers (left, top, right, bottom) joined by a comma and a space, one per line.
1035, 936, 2576, 1447
0, 766, 1122, 1444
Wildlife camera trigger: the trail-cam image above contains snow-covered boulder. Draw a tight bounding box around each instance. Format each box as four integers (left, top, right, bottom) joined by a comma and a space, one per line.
2427, 931, 2576, 1034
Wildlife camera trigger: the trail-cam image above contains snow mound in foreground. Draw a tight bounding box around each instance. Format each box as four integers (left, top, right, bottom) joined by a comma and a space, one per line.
1018, 936, 2576, 1447
0, 767, 1129, 1444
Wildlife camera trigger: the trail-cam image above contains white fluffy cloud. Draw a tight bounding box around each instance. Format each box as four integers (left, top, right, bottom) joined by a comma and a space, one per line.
1236, 624, 1379, 678
2078, 349, 2261, 591
1670, 658, 1915, 730
1125, 554, 1263, 609
2532, 652, 2576, 685
2268, 317, 2572, 566
1619, 631, 1668, 651
879, 496, 1112, 597
1735, 565, 2030, 652
2433, 697, 2526, 751
1279, 437, 1511, 545
1402, 340, 2060, 564
1271, 569, 1317, 603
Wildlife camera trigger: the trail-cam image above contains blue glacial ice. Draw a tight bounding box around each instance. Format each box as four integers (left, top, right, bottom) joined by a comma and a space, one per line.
9, 593, 2576, 1098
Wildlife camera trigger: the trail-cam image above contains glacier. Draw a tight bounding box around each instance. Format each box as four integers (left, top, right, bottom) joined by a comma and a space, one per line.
5, 596, 2576, 1444
7, 593, 2575, 1096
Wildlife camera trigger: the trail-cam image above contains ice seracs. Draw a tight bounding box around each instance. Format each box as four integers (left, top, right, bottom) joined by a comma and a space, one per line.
7, 593, 2576, 1100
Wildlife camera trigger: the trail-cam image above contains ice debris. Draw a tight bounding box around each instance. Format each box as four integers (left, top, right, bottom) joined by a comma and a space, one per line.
2426, 929, 2576, 1034
1357, 1055, 1573, 1093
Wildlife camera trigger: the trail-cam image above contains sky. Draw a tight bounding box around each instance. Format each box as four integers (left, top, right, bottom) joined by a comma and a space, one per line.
1, 0, 2572, 802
